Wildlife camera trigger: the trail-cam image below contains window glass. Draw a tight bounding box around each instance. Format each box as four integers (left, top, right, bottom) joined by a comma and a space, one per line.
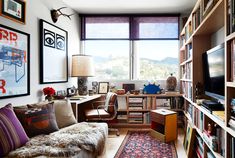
135, 40, 179, 80
84, 40, 130, 80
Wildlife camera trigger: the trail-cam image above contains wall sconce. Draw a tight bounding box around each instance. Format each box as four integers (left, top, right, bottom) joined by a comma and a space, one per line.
51, 7, 75, 23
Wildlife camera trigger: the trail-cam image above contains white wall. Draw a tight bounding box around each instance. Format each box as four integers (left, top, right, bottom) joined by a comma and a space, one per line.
0, 0, 80, 106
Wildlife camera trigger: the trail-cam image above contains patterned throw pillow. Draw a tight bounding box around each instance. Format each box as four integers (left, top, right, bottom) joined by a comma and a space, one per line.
14, 102, 59, 137
0, 104, 29, 157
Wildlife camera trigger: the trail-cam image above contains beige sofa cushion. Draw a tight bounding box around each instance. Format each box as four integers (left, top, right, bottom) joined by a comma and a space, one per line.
53, 99, 77, 128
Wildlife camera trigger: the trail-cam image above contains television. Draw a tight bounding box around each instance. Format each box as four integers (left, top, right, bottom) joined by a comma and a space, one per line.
202, 43, 225, 101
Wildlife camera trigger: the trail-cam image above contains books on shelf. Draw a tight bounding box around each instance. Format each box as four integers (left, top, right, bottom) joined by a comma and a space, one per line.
228, 0, 235, 34
212, 111, 225, 122
231, 137, 235, 158
231, 39, 235, 81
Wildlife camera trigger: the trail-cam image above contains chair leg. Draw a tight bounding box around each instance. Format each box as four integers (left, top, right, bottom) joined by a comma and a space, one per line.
108, 128, 120, 136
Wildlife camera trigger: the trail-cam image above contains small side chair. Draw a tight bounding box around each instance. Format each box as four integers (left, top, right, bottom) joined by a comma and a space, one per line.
85, 92, 120, 136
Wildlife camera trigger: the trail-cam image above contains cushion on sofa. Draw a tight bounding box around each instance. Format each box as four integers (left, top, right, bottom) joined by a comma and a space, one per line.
53, 99, 77, 128
14, 102, 59, 137
0, 104, 29, 157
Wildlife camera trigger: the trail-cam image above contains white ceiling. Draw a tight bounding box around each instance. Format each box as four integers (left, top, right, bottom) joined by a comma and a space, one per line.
62, 0, 197, 14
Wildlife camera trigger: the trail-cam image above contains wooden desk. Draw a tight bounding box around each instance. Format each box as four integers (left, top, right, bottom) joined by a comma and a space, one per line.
69, 95, 102, 122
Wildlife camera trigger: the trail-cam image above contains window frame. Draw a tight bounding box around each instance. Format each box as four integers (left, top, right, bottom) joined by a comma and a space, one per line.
80, 14, 180, 80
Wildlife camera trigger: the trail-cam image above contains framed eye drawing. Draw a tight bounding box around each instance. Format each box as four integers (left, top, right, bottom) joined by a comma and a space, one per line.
98, 82, 109, 94
39, 19, 68, 84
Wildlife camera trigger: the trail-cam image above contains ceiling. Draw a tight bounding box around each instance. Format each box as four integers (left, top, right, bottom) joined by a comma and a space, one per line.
62, 0, 197, 14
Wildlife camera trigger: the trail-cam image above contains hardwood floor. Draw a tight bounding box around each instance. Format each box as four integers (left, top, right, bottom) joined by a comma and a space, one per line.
99, 128, 187, 158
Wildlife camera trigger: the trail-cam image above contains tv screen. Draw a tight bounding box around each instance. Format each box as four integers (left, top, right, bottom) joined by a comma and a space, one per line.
202, 43, 225, 100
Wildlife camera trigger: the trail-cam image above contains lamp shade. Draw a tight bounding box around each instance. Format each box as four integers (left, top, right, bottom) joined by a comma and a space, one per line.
71, 55, 95, 77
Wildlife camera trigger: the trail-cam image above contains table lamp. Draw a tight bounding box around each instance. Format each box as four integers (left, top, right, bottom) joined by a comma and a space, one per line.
71, 54, 95, 95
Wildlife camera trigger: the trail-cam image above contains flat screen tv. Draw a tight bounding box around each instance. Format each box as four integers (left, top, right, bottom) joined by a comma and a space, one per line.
202, 43, 225, 101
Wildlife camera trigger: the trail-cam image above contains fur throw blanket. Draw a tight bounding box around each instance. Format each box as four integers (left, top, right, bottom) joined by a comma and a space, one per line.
7, 122, 108, 158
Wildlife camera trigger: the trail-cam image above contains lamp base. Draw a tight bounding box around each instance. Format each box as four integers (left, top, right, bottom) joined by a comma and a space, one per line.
77, 77, 88, 95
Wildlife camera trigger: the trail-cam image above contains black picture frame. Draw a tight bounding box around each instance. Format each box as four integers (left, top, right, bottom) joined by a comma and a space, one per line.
98, 82, 109, 94
0, 0, 26, 24
0, 24, 30, 99
39, 19, 68, 84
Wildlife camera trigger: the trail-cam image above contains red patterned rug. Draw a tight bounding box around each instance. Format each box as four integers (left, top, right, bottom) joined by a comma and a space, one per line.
114, 130, 177, 158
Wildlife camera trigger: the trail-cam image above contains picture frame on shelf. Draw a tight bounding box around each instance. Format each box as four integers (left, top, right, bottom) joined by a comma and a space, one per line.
122, 83, 135, 94
0, 24, 30, 99
67, 86, 77, 97
0, 0, 26, 24
39, 19, 68, 84
98, 82, 109, 94
183, 123, 196, 157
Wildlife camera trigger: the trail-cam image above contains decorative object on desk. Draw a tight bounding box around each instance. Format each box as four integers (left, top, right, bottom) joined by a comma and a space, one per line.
0, 24, 30, 99
122, 84, 135, 94
116, 89, 125, 95
143, 83, 161, 94
43, 87, 55, 101
88, 90, 94, 96
66, 86, 77, 97
0, 0, 26, 24
98, 82, 109, 94
72, 55, 95, 95
130, 90, 140, 95
109, 83, 116, 93
51, 7, 74, 23
166, 73, 177, 91
92, 81, 98, 94
54, 90, 66, 99
39, 19, 68, 84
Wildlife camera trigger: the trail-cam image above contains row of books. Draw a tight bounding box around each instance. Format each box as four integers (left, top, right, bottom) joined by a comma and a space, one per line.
192, 5, 202, 33
227, 0, 235, 35
230, 98, 235, 130
203, 125, 225, 156
231, 136, 235, 158
181, 62, 192, 80
195, 134, 204, 158
186, 104, 204, 132
182, 82, 192, 100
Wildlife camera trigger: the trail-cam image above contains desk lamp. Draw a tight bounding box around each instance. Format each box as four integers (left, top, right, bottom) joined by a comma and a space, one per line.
71, 54, 95, 95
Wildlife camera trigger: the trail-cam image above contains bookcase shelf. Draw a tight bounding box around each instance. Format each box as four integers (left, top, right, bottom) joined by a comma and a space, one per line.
179, 0, 235, 157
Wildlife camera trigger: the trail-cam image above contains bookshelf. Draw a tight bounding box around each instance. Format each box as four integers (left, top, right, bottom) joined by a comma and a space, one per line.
115, 94, 183, 127
180, 0, 235, 157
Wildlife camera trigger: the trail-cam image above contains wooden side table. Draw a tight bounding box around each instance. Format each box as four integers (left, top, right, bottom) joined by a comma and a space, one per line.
150, 109, 177, 142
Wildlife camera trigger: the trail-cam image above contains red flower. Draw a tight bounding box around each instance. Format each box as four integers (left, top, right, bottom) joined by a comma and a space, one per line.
43, 87, 55, 96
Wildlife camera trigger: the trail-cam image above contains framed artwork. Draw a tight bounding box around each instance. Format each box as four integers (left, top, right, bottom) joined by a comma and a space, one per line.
183, 123, 196, 157
39, 19, 68, 84
98, 82, 109, 94
0, 24, 30, 99
0, 0, 26, 24
123, 83, 135, 93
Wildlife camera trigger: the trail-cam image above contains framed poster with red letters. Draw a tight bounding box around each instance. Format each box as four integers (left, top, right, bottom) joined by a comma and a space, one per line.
0, 24, 30, 99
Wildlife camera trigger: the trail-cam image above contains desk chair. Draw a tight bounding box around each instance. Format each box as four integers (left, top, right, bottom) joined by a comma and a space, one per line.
85, 92, 120, 136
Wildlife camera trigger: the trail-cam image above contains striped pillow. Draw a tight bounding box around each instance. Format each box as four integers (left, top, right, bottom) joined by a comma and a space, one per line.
0, 104, 29, 157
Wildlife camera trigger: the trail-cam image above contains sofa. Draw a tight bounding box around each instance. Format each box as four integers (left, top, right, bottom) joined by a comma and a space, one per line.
0, 100, 108, 158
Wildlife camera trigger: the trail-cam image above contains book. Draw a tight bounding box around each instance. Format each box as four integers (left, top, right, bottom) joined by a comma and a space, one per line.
231, 39, 235, 81
212, 111, 225, 122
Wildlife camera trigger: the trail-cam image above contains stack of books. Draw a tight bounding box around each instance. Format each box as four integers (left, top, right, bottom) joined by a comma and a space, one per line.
229, 98, 235, 130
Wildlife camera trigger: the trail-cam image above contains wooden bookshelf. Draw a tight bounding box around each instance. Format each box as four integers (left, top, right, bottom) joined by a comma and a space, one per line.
179, 0, 235, 157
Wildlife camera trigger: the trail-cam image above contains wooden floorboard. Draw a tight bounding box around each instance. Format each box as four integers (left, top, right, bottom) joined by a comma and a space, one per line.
99, 128, 187, 158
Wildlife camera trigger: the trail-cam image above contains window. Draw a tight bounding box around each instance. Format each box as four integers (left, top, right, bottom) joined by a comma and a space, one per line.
84, 40, 130, 80
81, 15, 179, 80
134, 40, 179, 80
